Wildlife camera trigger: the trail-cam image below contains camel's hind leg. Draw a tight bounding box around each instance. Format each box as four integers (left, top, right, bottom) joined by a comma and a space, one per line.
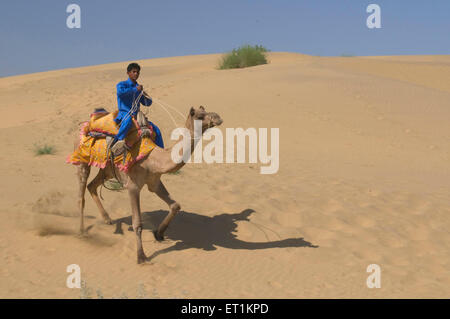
77, 163, 91, 234
152, 181, 180, 241
87, 169, 113, 225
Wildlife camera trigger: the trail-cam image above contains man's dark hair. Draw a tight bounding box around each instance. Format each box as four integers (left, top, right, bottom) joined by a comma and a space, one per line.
127, 63, 141, 72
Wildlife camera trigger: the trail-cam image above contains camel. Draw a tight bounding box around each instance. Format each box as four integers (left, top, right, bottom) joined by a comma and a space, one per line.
75, 106, 223, 263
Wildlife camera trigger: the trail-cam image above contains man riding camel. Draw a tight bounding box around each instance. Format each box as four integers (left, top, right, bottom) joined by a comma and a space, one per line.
110, 62, 164, 154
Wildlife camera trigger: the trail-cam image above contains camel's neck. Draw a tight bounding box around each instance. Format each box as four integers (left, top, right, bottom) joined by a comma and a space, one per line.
163, 119, 202, 173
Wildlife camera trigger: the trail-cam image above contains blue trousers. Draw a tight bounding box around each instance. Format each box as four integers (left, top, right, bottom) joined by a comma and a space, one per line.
114, 116, 164, 148
148, 120, 164, 148
114, 114, 133, 141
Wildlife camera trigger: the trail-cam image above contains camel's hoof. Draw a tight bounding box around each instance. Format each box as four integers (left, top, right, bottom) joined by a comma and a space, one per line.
153, 230, 164, 242
137, 253, 147, 264
104, 217, 113, 225
77, 231, 88, 239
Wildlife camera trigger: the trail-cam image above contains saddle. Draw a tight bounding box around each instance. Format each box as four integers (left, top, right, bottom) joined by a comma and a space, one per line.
66, 108, 158, 173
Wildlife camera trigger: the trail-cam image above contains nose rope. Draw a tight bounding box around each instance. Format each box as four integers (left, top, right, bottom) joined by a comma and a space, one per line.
152, 99, 180, 128
153, 97, 186, 120
138, 84, 183, 128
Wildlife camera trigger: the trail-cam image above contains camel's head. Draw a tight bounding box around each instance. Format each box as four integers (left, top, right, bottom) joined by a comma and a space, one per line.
188, 105, 223, 132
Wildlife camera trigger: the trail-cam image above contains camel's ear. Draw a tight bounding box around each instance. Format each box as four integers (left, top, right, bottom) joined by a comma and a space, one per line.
199, 105, 205, 111
189, 107, 195, 116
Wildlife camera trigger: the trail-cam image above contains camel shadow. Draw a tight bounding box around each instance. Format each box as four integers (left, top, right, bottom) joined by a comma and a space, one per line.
113, 209, 318, 261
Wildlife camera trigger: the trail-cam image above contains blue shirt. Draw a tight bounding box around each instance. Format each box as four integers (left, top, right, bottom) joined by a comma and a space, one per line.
115, 78, 152, 123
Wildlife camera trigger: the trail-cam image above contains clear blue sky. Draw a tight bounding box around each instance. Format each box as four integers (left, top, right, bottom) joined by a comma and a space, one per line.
0, 0, 449, 77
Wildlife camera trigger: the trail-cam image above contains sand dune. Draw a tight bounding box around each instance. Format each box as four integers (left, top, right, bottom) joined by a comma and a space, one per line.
0, 52, 449, 298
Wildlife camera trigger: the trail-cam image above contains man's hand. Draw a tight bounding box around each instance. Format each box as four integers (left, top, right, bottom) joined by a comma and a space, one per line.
136, 85, 143, 91
143, 91, 151, 98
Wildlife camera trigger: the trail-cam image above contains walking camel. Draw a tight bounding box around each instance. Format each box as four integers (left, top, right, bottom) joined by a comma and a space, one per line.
75, 106, 223, 263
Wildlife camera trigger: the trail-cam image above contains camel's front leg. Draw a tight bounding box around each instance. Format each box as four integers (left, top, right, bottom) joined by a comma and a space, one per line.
128, 181, 147, 264
153, 181, 181, 241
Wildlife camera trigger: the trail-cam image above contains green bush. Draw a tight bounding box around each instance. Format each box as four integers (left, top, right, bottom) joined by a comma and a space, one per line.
219, 45, 269, 69
33, 144, 56, 156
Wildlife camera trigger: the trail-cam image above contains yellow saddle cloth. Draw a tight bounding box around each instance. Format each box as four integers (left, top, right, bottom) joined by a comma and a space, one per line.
66, 110, 158, 172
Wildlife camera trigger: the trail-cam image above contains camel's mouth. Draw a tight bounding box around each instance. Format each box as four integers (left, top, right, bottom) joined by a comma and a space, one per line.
207, 112, 223, 127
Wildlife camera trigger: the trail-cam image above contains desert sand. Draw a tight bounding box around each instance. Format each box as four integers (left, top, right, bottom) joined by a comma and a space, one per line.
0, 52, 449, 298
